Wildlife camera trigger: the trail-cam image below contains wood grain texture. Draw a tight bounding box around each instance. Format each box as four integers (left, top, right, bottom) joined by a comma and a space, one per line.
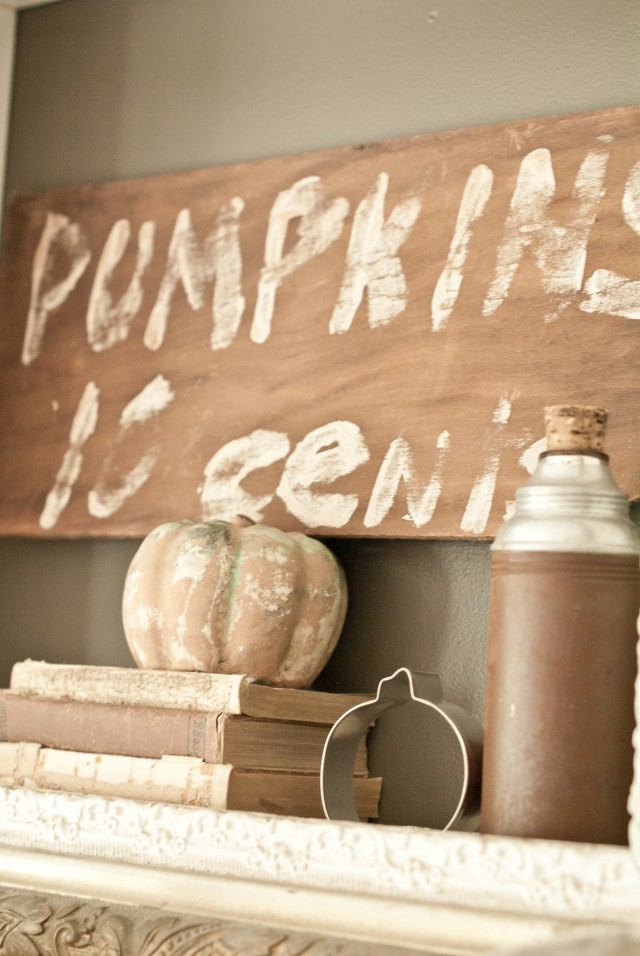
0, 105, 638, 539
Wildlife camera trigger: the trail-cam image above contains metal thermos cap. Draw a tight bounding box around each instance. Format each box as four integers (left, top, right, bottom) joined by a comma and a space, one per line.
492, 406, 640, 555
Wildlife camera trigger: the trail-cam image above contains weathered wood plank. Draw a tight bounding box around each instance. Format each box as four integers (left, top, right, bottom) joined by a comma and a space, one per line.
0, 105, 638, 538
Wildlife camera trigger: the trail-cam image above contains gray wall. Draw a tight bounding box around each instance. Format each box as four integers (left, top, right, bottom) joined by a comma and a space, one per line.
1, 0, 638, 827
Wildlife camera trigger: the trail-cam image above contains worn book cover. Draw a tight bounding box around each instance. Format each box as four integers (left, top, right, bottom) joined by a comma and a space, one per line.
10, 660, 371, 724
0, 691, 368, 774
0, 742, 381, 819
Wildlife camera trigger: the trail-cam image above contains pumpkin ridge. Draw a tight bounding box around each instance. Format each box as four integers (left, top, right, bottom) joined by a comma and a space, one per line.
278, 537, 347, 686
166, 525, 211, 670
222, 525, 300, 680
217, 524, 244, 669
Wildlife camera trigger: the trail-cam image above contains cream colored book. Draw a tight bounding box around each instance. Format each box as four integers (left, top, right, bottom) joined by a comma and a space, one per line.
10, 660, 371, 725
0, 742, 381, 819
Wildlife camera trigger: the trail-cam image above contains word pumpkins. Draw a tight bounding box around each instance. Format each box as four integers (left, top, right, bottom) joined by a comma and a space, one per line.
122, 518, 348, 688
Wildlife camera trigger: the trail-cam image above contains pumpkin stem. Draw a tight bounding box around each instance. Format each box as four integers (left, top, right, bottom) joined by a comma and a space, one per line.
230, 514, 256, 527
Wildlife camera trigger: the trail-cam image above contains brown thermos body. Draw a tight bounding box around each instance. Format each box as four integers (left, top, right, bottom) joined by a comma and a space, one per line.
481, 407, 640, 845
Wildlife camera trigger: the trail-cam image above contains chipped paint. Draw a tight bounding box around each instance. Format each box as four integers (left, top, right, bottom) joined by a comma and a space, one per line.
88, 375, 175, 519
330, 173, 422, 334
252, 177, 349, 345
22, 212, 91, 365
39, 382, 100, 529
87, 218, 155, 352
432, 164, 493, 331
122, 519, 347, 687
460, 394, 515, 535
483, 146, 609, 321
364, 429, 450, 528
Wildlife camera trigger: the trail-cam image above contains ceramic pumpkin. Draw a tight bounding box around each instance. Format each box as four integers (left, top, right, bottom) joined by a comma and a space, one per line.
121, 517, 348, 688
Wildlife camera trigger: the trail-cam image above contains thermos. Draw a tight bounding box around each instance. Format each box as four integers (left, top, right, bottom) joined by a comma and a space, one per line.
481, 405, 640, 844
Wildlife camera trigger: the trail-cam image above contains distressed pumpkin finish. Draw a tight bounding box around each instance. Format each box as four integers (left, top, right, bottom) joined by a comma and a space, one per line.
121, 519, 348, 688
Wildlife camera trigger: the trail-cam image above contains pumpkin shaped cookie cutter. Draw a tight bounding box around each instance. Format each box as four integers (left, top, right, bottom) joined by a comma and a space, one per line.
320, 667, 483, 831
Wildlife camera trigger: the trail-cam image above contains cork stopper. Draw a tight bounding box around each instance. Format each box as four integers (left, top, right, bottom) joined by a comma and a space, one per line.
544, 405, 608, 453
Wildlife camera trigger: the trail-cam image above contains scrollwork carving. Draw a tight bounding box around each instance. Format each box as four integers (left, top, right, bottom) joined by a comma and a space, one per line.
628, 614, 640, 870
0, 894, 124, 956
0, 890, 409, 956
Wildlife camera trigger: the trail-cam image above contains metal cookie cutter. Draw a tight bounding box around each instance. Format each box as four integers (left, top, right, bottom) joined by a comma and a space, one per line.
320, 667, 483, 831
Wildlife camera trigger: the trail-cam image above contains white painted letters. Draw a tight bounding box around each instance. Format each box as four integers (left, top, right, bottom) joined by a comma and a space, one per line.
86, 219, 155, 351
519, 436, 546, 475
364, 430, 450, 528
251, 177, 349, 345
432, 165, 493, 331
16, 135, 638, 538
39, 382, 100, 529
88, 374, 175, 518
330, 173, 422, 334
276, 421, 369, 528
580, 159, 640, 320
22, 213, 92, 365
483, 147, 609, 320
460, 394, 516, 535
144, 199, 245, 351
200, 429, 291, 523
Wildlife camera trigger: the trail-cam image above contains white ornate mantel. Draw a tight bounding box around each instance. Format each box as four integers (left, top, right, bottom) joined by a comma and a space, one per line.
0, 785, 639, 954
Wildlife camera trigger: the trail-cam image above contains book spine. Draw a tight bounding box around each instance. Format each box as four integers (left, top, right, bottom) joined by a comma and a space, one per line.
0, 693, 369, 774
0, 693, 223, 763
9, 660, 373, 725
10, 660, 246, 714
227, 771, 381, 820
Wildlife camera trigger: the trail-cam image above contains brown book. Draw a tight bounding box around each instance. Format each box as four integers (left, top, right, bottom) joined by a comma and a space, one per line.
0, 742, 381, 820
0, 692, 368, 774
10, 660, 371, 724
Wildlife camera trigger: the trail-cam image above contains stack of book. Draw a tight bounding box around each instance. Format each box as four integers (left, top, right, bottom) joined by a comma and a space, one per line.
0, 660, 381, 819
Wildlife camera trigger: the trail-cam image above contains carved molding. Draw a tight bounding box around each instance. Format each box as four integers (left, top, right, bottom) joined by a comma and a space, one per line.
628, 618, 640, 867
0, 887, 414, 956
0, 786, 639, 929
497, 934, 640, 956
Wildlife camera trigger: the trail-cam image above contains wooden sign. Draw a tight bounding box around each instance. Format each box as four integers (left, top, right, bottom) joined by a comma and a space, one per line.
0, 105, 638, 539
